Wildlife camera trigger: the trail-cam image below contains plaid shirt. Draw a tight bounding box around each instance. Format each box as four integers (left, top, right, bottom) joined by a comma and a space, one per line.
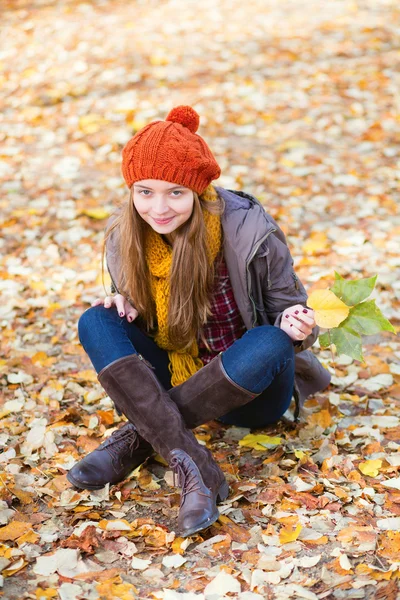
198, 253, 247, 365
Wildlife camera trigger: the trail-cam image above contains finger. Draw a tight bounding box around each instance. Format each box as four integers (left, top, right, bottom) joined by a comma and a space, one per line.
126, 308, 138, 323
288, 322, 308, 340
91, 298, 103, 307
292, 314, 315, 328
284, 310, 315, 328
283, 312, 313, 327
284, 315, 312, 337
115, 295, 126, 317
104, 296, 113, 308
123, 298, 138, 322
281, 320, 306, 342
294, 307, 314, 319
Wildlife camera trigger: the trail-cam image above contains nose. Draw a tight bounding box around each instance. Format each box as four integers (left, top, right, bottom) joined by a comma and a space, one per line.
153, 195, 169, 215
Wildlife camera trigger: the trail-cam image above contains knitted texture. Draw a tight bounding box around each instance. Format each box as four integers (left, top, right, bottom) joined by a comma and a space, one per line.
121, 106, 221, 194
145, 185, 221, 386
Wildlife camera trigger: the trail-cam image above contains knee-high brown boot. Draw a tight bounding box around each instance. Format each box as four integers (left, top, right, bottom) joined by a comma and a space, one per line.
68, 353, 258, 492
170, 353, 258, 428
97, 353, 229, 537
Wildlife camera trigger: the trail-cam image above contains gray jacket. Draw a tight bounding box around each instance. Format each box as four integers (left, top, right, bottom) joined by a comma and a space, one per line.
106, 187, 331, 414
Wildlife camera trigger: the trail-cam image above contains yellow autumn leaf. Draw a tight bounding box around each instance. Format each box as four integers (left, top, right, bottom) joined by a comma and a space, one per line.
358, 459, 382, 477
280, 158, 296, 168
31, 351, 56, 367
239, 434, 282, 451
302, 232, 329, 255
149, 54, 169, 66
44, 303, 61, 318
127, 118, 148, 132
78, 114, 109, 134
0, 544, 11, 558
305, 535, 328, 546
278, 139, 308, 151
279, 523, 302, 545
16, 530, 39, 546
171, 537, 187, 555
82, 208, 110, 220
30, 281, 47, 292
96, 580, 137, 600
137, 469, 160, 491
0, 521, 32, 542
98, 519, 132, 531
294, 450, 306, 459
309, 409, 332, 429
2, 557, 27, 577
72, 369, 99, 383
307, 289, 350, 328
35, 587, 58, 599
8, 486, 34, 505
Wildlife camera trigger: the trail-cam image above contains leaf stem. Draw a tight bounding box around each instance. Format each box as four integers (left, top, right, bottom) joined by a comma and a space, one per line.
328, 329, 336, 370
0, 473, 14, 498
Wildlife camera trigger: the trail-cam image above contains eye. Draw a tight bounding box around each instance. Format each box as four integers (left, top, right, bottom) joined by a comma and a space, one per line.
139, 190, 152, 196
170, 190, 183, 197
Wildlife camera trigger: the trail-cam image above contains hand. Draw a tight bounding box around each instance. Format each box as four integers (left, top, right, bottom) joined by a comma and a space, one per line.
280, 304, 316, 342
91, 294, 138, 323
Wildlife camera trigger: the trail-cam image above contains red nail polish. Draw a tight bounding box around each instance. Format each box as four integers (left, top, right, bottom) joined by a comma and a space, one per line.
290, 324, 293, 327
285, 314, 289, 318
303, 309, 308, 314
119, 312, 124, 317
295, 310, 299, 315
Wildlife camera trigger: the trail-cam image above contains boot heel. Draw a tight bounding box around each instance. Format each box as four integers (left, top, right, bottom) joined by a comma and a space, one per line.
217, 480, 229, 502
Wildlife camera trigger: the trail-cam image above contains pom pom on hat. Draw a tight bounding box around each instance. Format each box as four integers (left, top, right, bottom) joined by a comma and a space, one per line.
121, 105, 220, 194
166, 105, 200, 134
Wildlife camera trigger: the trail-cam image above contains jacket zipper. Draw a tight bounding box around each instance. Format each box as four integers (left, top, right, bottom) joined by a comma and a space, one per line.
246, 228, 277, 328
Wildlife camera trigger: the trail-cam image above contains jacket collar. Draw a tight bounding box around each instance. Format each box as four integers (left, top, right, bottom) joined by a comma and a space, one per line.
215, 186, 277, 265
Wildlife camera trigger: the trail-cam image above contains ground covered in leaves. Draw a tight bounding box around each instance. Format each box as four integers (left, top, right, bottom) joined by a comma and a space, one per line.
1, 0, 400, 598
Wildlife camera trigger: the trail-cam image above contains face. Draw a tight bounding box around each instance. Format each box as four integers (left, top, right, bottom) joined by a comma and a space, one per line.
133, 179, 195, 239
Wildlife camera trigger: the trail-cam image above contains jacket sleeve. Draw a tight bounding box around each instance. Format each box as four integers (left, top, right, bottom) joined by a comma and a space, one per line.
260, 232, 319, 353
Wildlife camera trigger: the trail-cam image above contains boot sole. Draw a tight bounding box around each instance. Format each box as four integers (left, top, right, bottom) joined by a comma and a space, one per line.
66, 471, 110, 491
179, 481, 230, 537
180, 509, 220, 538
66, 452, 155, 491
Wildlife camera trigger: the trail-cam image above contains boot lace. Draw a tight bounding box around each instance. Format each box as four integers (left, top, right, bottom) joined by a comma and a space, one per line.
103, 425, 140, 460
170, 455, 211, 503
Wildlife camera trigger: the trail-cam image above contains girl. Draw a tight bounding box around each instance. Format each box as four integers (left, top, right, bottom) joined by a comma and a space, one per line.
67, 106, 331, 537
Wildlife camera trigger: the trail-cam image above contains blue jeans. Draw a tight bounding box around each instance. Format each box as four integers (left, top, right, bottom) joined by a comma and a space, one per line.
78, 306, 295, 429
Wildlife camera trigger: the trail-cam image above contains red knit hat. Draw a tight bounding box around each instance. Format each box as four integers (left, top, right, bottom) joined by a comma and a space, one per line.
121, 106, 221, 195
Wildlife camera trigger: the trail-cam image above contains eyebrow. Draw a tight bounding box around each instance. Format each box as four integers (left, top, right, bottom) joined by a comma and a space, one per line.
133, 184, 186, 191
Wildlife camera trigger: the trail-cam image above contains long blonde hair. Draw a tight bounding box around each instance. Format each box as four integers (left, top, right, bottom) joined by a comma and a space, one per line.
103, 185, 224, 349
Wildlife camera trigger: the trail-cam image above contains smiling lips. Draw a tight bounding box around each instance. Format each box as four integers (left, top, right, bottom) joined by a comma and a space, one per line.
152, 216, 174, 225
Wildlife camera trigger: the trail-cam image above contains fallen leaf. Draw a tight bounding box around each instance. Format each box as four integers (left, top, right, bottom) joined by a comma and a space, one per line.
131, 557, 152, 570
279, 523, 302, 545
162, 554, 187, 569
204, 571, 241, 598
381, 478, 400, 490
376, 517, 400, 531
0, 521, 33, 542
239, 434, 282, 451
358, 459, 382, 477
309, 409, 332, 429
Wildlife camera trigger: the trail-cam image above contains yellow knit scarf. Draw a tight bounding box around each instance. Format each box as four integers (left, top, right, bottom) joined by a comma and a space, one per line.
145, 185, 221, 386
